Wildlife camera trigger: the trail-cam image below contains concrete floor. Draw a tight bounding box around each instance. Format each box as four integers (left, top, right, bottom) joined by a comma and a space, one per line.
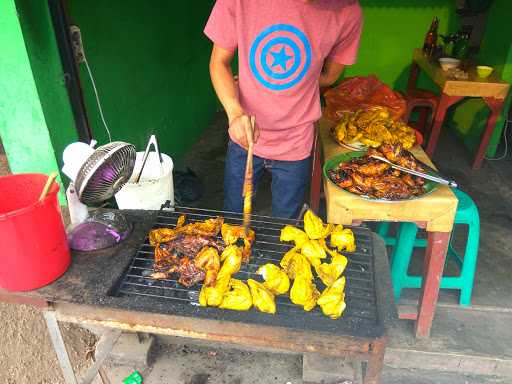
96, 340, 507, 384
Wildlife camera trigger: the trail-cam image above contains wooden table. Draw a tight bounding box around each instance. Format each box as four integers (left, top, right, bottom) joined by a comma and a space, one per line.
408, 48, 510, 169
310, 118, 458, 339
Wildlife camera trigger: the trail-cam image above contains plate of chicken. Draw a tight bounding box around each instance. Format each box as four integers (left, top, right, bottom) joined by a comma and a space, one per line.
323, 144, 438, 201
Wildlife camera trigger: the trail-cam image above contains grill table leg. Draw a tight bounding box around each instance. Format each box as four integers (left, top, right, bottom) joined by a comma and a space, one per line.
43, 311, 78, 384
364, 338, 387, 384
415, 231, 450, 338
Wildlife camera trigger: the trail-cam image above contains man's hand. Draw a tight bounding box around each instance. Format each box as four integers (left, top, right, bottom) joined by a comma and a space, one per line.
229, 115, 260, 149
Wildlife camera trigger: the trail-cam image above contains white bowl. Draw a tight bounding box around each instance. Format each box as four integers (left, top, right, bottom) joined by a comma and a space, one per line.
439, 57, 461, 71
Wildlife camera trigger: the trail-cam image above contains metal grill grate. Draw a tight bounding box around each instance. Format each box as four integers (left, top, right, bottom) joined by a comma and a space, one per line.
115, 206, 381, 332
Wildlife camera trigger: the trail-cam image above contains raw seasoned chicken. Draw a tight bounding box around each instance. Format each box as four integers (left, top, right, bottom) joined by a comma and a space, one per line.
256, 264, 290, 295
219, 279, 252, 311
280, 225, 309, 249
247, 279, 276, 314
317, 276, 347, 319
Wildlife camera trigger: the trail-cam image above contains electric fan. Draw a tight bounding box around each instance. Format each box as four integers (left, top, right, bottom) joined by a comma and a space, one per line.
62, 141, 136, 251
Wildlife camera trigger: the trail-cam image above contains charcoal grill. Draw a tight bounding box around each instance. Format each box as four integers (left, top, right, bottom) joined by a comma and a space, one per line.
114, 205, 385, 339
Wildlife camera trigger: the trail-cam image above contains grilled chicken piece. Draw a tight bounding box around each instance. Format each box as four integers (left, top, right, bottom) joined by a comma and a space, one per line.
194, 247, 221, 287
154, 245, 179, 272
177, 257, 206, 287
177, 217, 224, 237
171, 234, 223, 259
221, 224, 255, 263
149, 216, 224, 246
357, 160, 389, 176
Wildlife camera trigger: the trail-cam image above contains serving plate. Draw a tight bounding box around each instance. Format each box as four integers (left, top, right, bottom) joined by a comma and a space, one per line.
322, 151, 438, 202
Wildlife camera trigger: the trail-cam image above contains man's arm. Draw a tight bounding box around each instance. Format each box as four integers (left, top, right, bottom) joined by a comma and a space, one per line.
209, 44, 258, 148
319, 59, 345, 88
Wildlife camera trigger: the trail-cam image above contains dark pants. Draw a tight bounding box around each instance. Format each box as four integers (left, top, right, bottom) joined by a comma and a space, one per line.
223, 140, 311, 219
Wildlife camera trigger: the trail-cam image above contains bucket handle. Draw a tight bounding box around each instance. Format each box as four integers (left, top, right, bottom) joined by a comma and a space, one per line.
134, 135, 164, 183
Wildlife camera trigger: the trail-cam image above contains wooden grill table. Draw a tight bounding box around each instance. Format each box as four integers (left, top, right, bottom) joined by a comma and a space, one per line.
0, 210, 395, 384
314, 118, 457, 339
408, 48, 510, 169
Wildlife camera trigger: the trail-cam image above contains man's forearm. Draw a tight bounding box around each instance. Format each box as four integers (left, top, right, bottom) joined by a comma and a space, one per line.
319, 60, 345, 88
210, 59, 244, 123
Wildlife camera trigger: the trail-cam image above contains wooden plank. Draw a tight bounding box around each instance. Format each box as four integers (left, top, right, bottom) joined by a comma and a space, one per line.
54, 302, 372, 357
319, 118, 458, 232
413, 48, 510, 100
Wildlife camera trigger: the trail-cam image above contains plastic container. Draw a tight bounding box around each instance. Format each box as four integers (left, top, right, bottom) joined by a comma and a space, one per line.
0, 174, 71, 291
115, 152, 174, 210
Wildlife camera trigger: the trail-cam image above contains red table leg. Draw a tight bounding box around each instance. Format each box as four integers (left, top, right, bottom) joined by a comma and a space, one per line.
407, 61, 420, 91
472, 98, 505, 169
425, 94, 464, 157
415, 231, 450, 338
310, 129, 322, 213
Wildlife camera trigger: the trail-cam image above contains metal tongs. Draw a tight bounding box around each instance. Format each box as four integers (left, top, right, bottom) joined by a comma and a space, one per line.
134, 135, 164, 183
369, 154, 458, 188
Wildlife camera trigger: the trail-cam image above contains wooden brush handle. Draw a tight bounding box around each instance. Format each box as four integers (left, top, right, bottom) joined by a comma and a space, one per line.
39, 172, 58, 202
243, 117, 256, 233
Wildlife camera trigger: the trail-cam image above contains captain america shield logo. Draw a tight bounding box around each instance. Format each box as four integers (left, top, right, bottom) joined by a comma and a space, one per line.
249, 24, 312, 91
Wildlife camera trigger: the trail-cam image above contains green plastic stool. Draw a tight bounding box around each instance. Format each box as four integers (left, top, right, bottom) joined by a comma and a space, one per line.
377, 189, 480, 306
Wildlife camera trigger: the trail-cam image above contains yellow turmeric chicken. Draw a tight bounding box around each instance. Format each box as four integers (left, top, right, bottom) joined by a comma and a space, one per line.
219, 279, 252, 311
290, 275, 320, 311
317, 276, 347, 319
247, 279, 276, 314
219, 245, 243, 276
330, 225, 356, 252
301, 239, 327, 267
280, 249, 313, 281
256, 263, 290, 295
303, 210, 333, 240
280, 225, 309, 249
199, 273, 230, 307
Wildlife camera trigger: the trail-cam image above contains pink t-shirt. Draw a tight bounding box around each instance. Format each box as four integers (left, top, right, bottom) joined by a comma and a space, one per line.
205, 0, 363, 161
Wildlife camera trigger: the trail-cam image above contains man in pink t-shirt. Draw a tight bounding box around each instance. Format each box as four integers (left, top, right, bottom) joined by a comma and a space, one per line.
205, 0, 363, 218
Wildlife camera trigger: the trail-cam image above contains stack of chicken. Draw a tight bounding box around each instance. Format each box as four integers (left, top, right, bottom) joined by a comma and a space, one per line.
331, 106, 416, 149
278, 210, 355, 319
328, 144, 428, 200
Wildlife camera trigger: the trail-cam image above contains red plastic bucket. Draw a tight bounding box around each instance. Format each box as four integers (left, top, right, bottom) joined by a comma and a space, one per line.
0, 174, 70, 291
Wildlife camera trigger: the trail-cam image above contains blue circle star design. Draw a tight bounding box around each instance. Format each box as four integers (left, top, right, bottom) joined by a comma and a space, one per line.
249, 24, 312, 91
270, 46, 293, 72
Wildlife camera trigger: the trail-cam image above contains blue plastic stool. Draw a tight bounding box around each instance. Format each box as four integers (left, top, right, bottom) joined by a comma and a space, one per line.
377, 189, 480, 306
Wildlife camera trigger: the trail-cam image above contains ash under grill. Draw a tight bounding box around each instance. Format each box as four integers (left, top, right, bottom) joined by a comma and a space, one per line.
115, 206, 383, 338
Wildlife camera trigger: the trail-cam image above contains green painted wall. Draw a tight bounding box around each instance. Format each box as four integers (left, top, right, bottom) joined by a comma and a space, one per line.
0, 0, 66, 202
67, 0, 218, 166
345, 0, 458, 91
15, 0, 79, 170
447, 0, 512, 157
